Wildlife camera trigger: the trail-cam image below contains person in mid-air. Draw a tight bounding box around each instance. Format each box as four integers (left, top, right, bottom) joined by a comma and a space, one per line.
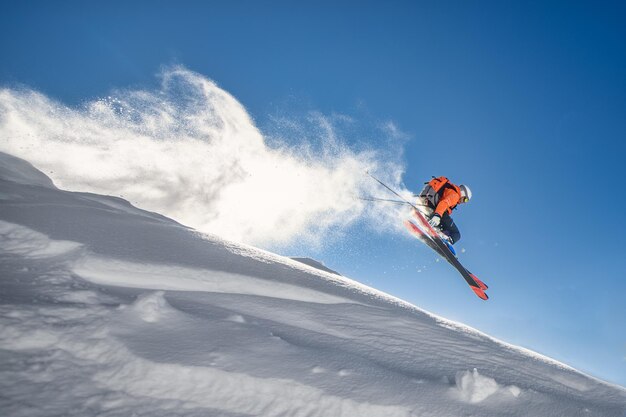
417, 176, 472, 245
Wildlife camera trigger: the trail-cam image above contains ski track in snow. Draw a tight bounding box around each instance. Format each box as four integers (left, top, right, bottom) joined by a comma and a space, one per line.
1, 151, 626, 417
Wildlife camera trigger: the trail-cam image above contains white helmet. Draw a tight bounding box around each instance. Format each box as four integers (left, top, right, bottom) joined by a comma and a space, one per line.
459, 184, 472, 203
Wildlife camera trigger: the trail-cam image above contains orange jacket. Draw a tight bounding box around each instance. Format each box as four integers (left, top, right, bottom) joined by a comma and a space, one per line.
425, 176, 462, 216
434, 185, 462, 216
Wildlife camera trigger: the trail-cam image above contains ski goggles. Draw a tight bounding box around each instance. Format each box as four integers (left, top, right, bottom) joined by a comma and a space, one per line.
461, 196, 469, 203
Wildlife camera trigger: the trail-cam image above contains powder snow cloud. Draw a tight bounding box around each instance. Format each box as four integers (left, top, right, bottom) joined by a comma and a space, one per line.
0, 66, 409, 248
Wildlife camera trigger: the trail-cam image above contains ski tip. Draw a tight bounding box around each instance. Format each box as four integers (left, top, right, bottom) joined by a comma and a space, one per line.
469, 273, 488, 290
471, 285, 489, 300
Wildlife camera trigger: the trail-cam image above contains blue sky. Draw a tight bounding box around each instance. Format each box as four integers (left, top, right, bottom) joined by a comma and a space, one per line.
2, 1, 625, 386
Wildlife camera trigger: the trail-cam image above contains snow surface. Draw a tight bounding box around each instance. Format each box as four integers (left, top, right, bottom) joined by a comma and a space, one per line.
1, 151, 625, 417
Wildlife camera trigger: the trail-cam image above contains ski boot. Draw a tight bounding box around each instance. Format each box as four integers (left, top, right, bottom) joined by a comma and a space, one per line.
437, 230, 456, 256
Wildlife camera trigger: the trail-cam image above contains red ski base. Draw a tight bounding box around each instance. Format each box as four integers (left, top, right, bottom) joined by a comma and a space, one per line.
470, 285, 489, 300
470, 273, 488, 291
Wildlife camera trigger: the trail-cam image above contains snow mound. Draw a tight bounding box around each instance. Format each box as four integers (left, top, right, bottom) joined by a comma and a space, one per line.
290, 257, 342, 275
0, 152, 55, 189
128, 291, 173, 323
454, 368, 521, 404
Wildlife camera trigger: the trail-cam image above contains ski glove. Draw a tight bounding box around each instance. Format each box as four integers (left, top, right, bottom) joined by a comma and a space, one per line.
428, 213, 441, 228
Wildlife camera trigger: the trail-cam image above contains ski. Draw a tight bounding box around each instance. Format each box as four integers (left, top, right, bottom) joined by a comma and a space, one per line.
366, 172, 489, 299
410, 209, 489, 298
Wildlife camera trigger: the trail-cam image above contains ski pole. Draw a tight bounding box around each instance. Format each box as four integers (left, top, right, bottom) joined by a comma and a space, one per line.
358, 196, 429, 207
365, 171, 421, 211
357, 196, 412, 205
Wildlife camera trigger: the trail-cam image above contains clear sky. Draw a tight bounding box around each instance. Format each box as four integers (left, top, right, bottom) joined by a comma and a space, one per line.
1, 1, 625, 386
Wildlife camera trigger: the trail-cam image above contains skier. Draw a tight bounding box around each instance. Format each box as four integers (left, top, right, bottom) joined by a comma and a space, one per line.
367, 171, 487, 299
417, 176, 472, 245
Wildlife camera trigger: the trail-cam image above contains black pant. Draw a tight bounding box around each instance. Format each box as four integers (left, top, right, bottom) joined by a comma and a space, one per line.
440, 212, 461, 244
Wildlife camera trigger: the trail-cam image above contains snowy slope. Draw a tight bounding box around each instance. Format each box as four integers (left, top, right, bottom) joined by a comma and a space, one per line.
0, 151, 625, 417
